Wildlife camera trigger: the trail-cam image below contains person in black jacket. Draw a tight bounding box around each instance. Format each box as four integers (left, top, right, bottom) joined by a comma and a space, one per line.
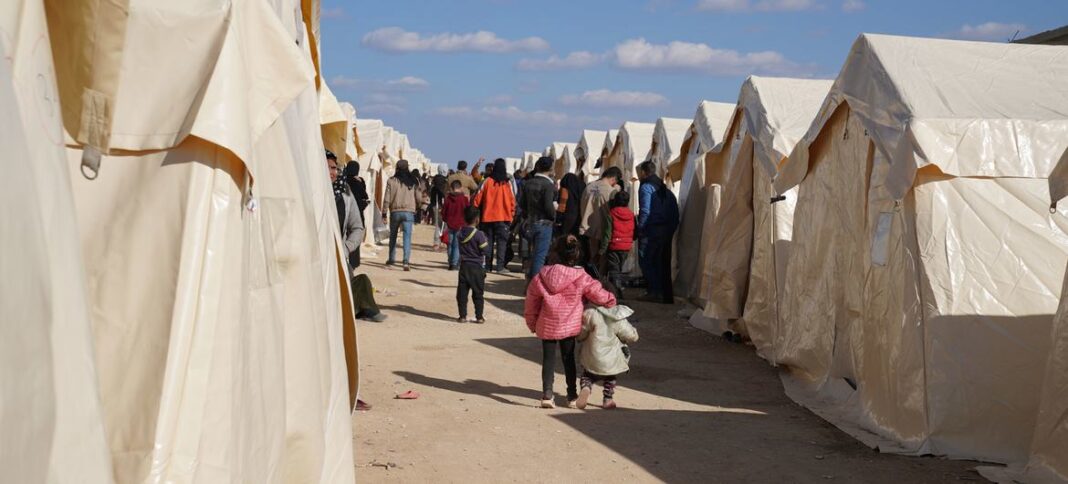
518, 156, 558, 280
343, 162, 371, 268
430, 165, 449, 251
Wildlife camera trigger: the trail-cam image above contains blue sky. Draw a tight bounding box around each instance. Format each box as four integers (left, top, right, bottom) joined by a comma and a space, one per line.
319, 0, 1067, 166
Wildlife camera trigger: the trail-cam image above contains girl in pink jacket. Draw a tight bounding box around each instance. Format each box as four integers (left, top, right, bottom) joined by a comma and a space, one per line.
525, 235, 617, 409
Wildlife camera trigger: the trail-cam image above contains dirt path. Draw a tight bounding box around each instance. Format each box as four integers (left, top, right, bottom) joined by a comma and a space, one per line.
352, 225, 983, 483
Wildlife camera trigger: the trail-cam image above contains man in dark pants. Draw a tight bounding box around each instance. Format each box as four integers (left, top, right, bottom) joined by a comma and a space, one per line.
636, 160, 680, 304
517, 156, 558, 280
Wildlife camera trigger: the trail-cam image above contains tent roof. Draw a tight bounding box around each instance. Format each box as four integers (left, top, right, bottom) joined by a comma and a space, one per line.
736, 76, 832, 176
651, 117, 693, 168
614, 122, 656, 177
576, 130, 607, 162
551, 142, 570, 160
777, 33, 1068, 199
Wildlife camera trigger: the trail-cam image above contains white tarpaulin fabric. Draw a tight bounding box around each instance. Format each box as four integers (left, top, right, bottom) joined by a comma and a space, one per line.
555, 142, 578, 179
650, 117, 691, 182
46, 0, 358, 481
1, 2, 113, 481
575, 130, 607, 177
523, 151, 541, 171
700, 78, 831, 354
670, 101, 734, 301
773, 33, 1068, 470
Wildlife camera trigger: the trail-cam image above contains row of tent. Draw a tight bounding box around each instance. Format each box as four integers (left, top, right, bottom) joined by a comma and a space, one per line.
2, 1, 435, 482
520, 33, 1068, 483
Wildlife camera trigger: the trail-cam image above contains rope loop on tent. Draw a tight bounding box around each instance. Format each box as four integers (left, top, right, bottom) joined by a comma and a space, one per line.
80, 147, 102, 180
1051, 203, 1058, 215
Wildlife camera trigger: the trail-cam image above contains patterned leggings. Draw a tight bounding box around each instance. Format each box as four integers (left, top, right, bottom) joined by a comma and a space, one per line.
580, 371, 618, 399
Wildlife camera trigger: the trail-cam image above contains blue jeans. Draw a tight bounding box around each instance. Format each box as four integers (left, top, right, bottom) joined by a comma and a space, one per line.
388, 211, 414, 264
447, 228, 461, 267
527, 221, 554, 280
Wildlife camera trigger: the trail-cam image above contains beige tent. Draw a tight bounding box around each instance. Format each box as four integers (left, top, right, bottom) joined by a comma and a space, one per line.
355, 118, 388, 245
696, 78, 832, 355
668, 101, 736, 302
320, 83, 348, 161
554, 142, 578, 179
523, 151, 541, 171
650, 117, 692, 187
574, 130, 607, 179
45, 0, 359, 481
1, 2, 113, 481
772, 34, 1068, 467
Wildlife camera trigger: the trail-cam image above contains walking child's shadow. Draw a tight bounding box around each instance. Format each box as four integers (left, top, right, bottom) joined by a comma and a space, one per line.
394, 370, 542, 407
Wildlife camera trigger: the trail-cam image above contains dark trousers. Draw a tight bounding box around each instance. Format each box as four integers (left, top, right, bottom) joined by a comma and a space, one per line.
350, 274, 380, 318
639, 235, 674, 301
483, 222, 510, 271
580, 371, 618, 400
456, 262, 486, 319
604, 249, 629, 296
541, 338, 578, 400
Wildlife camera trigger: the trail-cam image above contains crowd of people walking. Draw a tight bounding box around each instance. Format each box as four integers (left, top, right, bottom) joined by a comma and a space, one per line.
332, 151, 682, 409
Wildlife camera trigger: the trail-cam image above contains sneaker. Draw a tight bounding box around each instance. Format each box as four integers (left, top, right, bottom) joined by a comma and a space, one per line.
448, 265, 457, 271
385, 260, 396, 266
360, 312, 388, 323
355, 399, 372, 412
403, 263, 411, 272
456, 317, 467, 324
566, 399, 579, 409
576, 387, 591, 409
474, 317, 486, 324
496, 267, 511, 275
603, 399, 617, 410
540, 399, 555, 409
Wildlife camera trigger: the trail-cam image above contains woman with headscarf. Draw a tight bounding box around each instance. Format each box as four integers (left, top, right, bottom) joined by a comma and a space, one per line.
473, 158, 517, 273
383, 159, 428, 271
431, 165, 449, 251
555, 173, 587, 238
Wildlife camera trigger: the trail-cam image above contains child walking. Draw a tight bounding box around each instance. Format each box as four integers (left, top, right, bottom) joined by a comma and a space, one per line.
525, 235, 617, 409
456, 206, 489, 324
442, 180, 471, 271
601, 190, 635, 297
577, 303, 638, 409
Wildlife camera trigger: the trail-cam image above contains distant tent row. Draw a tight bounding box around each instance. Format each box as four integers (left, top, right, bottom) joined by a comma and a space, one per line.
516, 33, 1068, 484
3, 0, 434, 482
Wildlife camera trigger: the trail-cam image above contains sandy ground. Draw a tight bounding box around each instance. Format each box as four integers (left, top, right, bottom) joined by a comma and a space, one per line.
352, 225, 985, 483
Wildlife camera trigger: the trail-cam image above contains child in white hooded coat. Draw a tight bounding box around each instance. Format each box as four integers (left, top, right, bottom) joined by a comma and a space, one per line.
576, 304, 639, 409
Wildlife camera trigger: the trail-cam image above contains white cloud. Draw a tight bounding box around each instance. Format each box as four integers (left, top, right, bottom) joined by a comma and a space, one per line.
362, 104, 407, 115
697, 0, 819, 12
385, 76, 430, 90
321, 7, 346, 19
841, 0, 864, 12
559, 89, 669, 108
433, 105, 569, 125
612, 38, 814, 76
517, 51, 604, 71
367, 93, 407, 105
329, 75, 430, 92
947, 22, 1027, 41
362, 27, 549, 54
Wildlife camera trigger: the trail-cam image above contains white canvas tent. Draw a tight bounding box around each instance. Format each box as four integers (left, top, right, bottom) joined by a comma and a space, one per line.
504, 157, 522, 174
1, 2, 113, 481
667, 101, 736, 303
355, 118, 387, 246
650, 117, 692, 189
40, 0, 359, 481
696, 78, 832, 354
772, 34, 1068, 468
575, 130, 607, 179
523, 151, 541, 171
554, 142, 578, 179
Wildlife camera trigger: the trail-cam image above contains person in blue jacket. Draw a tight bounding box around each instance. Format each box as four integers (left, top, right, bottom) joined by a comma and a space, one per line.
635, 160, 680, 304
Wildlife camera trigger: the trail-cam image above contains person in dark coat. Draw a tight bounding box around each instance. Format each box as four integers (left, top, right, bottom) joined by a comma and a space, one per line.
555, 173, 586, 238
636, 160, 680, 304
343, 162, 370, 267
